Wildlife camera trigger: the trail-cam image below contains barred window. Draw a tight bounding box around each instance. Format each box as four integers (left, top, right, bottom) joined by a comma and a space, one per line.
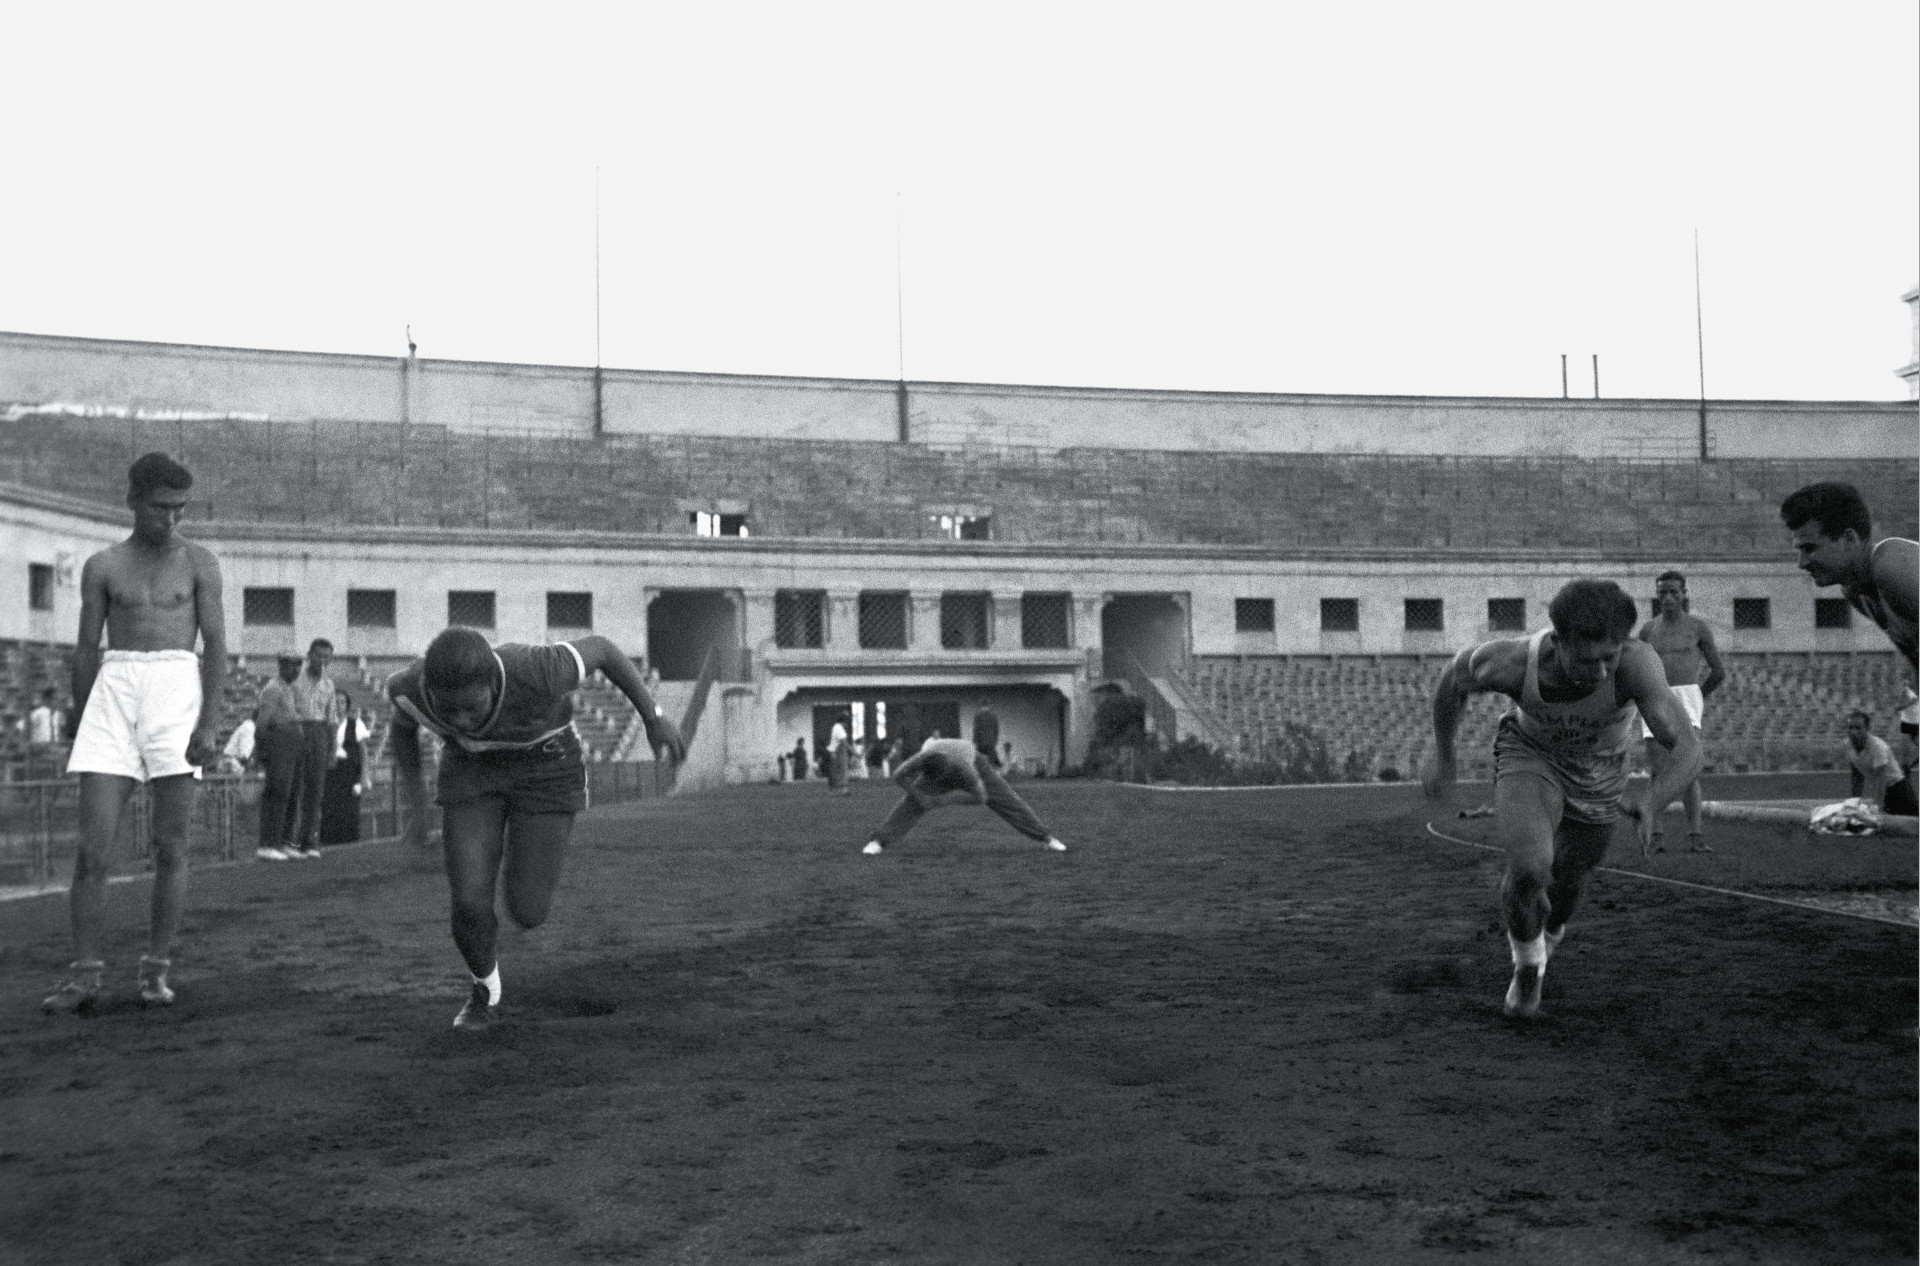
1487, 597, 1526, 631
859, 591, 909, 649
347, 589, 396, 628
775, 590, 825, 648
1235, 598, 1275, 633
28, 563, 53, 612
1813, 598, 1852, 629
1022, 592, 1070, 648
1321, 598, 1359, 633
547, 591, 593, 629
448, 590, 496, 629
243, 587, 294, 626
1732, 598, 1771, 630
1405, 598, 1444, 632
941, 592, 990, 649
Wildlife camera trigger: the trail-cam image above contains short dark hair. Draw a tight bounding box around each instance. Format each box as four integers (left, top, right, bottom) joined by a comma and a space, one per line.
424, 627, 496, 691
309, 638, 333, 654
128, 452, 193, 500
1848, 709, 1872, 726
1780, 482, 1872, 541
1655, 570, 1686, 589
1548, 579, 1639, 643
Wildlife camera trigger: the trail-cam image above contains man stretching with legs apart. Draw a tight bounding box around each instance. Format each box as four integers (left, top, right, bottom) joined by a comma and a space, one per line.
45, 453, 227, 1014
1636, 570, 1724, 854
1424, 579, 1700, 1019
861, 736, 1067, 856
390, 629, 683, 1029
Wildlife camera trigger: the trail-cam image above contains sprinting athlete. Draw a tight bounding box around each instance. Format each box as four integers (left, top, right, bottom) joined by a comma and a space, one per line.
1635, 570, 1724, 853
861, 736, 1067, 856
44, 453, 227, 1015
1781, 481, 1917, 669
389, 628, 683, 1030
1423, 579, 1701, 1019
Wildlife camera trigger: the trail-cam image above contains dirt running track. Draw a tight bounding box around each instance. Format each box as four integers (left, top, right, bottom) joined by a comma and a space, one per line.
1, 780, 1914, 1265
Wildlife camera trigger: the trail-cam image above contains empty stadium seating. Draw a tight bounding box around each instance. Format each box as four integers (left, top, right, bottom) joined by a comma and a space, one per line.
1181, 651, 1914, 779
3, 412, 1912, 550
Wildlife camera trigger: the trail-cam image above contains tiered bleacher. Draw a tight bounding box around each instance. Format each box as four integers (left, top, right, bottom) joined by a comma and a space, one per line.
1181, 651, 1914, 780
2, 412, 1913, 549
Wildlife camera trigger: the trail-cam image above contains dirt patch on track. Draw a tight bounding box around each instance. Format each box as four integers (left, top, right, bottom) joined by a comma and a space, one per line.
2, 781, 1913, 1264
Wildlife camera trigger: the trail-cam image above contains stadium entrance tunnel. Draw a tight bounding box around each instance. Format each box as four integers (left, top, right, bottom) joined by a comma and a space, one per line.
1102, 594, 1188, 680
647, 590, 741, 681
778, 685, 1071, 776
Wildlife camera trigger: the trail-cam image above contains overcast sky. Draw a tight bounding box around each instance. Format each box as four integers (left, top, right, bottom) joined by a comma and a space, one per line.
4, 3, 1916, 401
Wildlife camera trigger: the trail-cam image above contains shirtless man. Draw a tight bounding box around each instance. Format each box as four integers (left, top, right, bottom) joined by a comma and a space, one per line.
1780, 481, 1918, 670
1636, 571, 1724, 853
43, 453, 227, 1014
1424, 578, 1700, 1019
860, 736, 1067, 856
389, 628, 683, 1029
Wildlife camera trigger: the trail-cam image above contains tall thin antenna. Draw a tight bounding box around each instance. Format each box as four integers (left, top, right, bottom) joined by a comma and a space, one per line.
595, 167, 603, 369
1561, 354, 1568, 399
1694, 229, 1708, 460
1592, 353, 1600, 399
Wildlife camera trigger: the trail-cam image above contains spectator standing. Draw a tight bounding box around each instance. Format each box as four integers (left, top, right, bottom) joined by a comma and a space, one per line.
27, 687, 65, 779
287, 639, 336, 859
791, 737, 808, 781
217, 714, 255, 777
255, 656, 306, 861
320, 693, 369, 845
827, 712, 851, 795
972, 705, 1001, 768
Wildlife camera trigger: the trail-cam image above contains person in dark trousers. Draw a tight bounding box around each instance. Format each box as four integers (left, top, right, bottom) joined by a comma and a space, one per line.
791, 738, 808, 781
254, 656, 307, 861
286, 638, 336, 859
320, 694, 369, 845
860, 737, 1067, 856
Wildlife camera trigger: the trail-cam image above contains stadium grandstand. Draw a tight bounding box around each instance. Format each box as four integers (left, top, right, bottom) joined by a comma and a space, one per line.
2, 329, 1915, 803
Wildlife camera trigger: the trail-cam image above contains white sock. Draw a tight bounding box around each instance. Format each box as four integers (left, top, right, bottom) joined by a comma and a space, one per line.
474, 965, 501, 1005
1544, 925, 1566, 957
1507, 931, 1548, 970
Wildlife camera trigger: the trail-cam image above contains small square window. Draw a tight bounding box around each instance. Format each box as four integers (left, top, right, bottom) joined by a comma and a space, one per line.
859, 592, 908, 649
1487, 598, 1526, 631
941, 592, 990, 649
28, 563, 54, 612
448, 590, 496, 629
1321, 598, 1359, 633
1022, 593, 1070, 648
1732, 598, 1771, 630
775, 590, 825, 648
243, 587, 294, 626
1235, 598, 1275, 633
1405, 598, 1444, 632
547, 591, 593, 629
347, 589, 396, 628
1813, 598, 1852, 630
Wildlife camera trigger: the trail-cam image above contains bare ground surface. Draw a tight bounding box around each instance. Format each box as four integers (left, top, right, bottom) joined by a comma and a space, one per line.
1, 778, 1914, 1265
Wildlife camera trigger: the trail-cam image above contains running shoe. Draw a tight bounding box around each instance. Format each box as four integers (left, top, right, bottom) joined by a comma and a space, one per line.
1503, 964, 1543, 1018
294, 846, 323, 859
138, 956, 175, 1006
1043, 838, 1068, 852
256, 847, 289, 861
861, 841, 884, 855
453, 982, 496, 1030
42, 963, 104, 1015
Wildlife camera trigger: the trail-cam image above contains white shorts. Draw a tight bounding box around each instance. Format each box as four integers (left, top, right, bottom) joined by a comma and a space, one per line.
67, 650, 204, 782
1640, 682, 1704, 741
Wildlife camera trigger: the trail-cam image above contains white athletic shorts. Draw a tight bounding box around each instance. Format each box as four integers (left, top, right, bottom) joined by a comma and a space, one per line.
66, 650, 204, 782
1640, 682, 1704, 741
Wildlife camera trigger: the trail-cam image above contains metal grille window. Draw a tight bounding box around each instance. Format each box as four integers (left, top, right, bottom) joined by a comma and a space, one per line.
1022, 592, 1070, 648
1814, 598, 1853, 629
775, 590, 825, 648
859, 591, 909, 649
547, 591, 593, 629
941, 592, 990, 649
1405, 598, 1444, 632
243, 587, 294, 626
1235, 598, 1275, 633
448, 590, 496, 629
1732, 598, 1771, 630
28, 563, 53, 612
1321, 598, 1359, 633
1487, 598, 1526, 631
347, 589, 396, 628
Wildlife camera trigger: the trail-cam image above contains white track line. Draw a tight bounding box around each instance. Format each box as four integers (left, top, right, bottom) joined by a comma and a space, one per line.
1423, 820, 1918, 929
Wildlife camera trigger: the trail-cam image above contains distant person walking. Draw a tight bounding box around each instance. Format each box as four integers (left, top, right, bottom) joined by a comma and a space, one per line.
44, 453, 227, 1015
1635, 571, 1724, 853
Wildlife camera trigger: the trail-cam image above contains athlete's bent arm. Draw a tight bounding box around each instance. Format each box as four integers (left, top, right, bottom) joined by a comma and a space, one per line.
391, 713, 430, 849
1423, 643, 1485, 800
1621, 643, 1703, 849
572, 635, 684, 764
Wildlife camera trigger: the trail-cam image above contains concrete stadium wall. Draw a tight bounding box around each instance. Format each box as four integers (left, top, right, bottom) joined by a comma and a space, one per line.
6, 331, 1912, 459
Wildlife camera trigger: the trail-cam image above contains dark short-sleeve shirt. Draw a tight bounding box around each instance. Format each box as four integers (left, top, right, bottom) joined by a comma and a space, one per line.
387, 642, 585, 754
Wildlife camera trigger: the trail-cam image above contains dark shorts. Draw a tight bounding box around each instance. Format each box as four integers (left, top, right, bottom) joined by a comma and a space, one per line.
436, 729, 587, 816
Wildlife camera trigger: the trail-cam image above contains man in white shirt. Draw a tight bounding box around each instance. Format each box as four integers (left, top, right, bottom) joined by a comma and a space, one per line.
1847, 711, 1915, 816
